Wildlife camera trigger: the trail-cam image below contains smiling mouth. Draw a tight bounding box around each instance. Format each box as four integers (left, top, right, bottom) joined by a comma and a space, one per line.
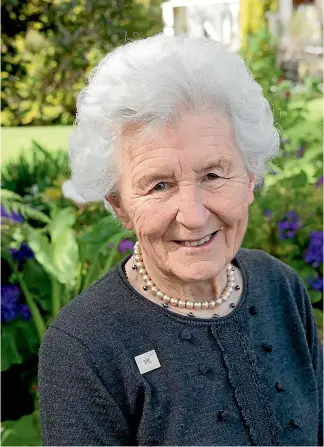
174, 231, 218, 247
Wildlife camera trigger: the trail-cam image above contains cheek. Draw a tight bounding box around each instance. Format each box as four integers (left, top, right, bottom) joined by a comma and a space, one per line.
209, 187, 250, 224
130, 197, 174, 239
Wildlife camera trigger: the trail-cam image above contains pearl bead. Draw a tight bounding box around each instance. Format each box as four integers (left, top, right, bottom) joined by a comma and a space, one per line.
136, 261, 144, 268
139, 268, 146, 275
222, 295, 228, 302
142, 275, 150, 282
162, 295, 171, 303
194, 302, 202, 309
202, 301, 209, 309
229, 280, 235, 287
215, 298, 222, 305
147, 281, 154, 287
157, 291, 164, 298
134, 255, 141, 262
170, 298, 179, 306
151, 286, 158, 295
226, 265, 232, 272
208, 300, 216, 308
178, 300, 186, 308
185, 301, 194, 309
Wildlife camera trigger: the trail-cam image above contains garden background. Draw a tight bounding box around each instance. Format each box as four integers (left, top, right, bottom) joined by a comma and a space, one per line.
1, 0, 323, 444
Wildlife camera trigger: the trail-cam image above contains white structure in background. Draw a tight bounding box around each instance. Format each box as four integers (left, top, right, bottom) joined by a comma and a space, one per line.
161, 0, 240, 52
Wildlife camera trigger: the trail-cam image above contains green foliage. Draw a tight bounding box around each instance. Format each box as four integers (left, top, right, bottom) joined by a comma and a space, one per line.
1, 318, 39, 372
1, 0, 163, 126
1, 410, 41, 446
1, 141, 70, 197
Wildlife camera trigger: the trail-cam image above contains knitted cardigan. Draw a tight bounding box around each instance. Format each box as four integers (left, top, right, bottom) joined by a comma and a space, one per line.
38, 248, 323, 446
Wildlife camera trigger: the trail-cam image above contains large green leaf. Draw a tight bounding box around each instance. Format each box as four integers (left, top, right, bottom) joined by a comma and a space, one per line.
52, 228, 79, 284
1, 319, 39, 372
78, 216, 125, 262
47, 207, 76, 240
27, 226, 79, 285
1, 410, 41, 446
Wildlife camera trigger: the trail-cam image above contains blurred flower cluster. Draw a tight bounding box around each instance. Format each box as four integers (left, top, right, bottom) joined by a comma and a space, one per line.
305, 232, 323, 268
1, 285, 31, 323
277, 211, 303, 240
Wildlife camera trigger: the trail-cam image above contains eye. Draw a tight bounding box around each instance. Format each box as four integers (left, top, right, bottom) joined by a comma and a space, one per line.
152, 181, 168, 192
206, 173, 220, 180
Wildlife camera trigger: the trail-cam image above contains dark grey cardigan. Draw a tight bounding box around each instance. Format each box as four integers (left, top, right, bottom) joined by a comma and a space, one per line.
38, 248, 323, 446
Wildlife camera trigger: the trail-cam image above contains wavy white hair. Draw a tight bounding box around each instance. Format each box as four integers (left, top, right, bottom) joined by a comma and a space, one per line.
69, 33, 280, 216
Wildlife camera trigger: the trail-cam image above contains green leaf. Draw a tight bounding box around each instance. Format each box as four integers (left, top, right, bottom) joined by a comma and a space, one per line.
1, 410, 41, 446
52, 228, 79, 284
78, 216, 124, 262
47, 207, 76, 240
1, 319, 39, 372
27, 226, 79, 285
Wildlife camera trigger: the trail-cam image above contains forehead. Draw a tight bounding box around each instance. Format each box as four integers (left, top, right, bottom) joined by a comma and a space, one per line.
120, 112, 237, 162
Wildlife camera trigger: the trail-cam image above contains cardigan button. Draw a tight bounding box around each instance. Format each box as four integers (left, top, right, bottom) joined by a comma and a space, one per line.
262, 342, 273, 352
289, 419, 300, 428
217, 410, 230, 421
197, 363, 211, 375
276, 382, 284, 392
180, 329, 193, 341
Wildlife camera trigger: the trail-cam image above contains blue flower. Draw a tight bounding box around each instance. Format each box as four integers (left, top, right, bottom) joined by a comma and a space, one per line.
19, 304, 31, 321
1, 205, 24, 224
307, 276, 323, 292
118, 239, 135, 253
295, 145, 305, 159
11, 242, 34, 261
1, 285, 21, 322
264, 209, 272, 219
277, 211, 302, 240
305, 232, 323, 267
315, 176, 323, 188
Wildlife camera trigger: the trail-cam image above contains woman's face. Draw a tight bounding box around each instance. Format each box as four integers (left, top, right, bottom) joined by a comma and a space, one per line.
108, 113, 255, 282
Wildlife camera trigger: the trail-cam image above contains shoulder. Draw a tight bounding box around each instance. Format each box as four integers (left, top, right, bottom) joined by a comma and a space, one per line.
43, 258, 128, 346
237, 247, 300, 282
237, 248, 310, 321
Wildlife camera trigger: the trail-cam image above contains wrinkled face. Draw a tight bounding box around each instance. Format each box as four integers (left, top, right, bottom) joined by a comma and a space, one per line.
108, 113, 255, 282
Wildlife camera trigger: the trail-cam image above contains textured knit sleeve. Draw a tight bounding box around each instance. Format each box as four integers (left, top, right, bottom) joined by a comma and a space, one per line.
38, 325, 131, 446
302, 286, 323, 447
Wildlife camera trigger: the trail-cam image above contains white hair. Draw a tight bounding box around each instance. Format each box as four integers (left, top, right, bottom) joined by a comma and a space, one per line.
69, 33, 280, 216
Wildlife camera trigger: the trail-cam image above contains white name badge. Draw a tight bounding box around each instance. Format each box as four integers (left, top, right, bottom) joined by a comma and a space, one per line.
134, 349, 161, 374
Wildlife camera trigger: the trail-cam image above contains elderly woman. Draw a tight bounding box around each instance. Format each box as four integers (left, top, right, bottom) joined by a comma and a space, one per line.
38, 34, 323, 446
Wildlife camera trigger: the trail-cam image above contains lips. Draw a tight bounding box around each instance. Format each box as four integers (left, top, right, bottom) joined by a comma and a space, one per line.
174, 231, 218, 244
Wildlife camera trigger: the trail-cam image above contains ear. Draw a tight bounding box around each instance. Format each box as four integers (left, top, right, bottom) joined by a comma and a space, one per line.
247, 174, 256, 205
105, 193, 134, 231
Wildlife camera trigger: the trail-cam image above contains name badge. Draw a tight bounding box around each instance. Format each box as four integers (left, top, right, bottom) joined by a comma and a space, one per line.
134, 349, 161, 374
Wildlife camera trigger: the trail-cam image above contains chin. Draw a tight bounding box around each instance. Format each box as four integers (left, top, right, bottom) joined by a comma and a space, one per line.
173, 262, 220, 283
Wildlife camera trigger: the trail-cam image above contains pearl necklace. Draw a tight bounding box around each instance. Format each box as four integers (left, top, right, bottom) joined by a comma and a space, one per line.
132, 240, 239, 315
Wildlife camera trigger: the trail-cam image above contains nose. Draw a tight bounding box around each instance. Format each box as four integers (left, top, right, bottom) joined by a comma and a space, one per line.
175, 185, 210, 229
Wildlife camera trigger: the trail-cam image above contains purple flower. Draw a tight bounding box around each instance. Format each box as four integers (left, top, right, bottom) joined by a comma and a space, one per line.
19, 304, 31, 321
295, 145, 305, 159
307, 276, 323, 292
1, 205, 24, 224
264, 209, 272, 218
315, 176, 323, 188
11, 242, 34, 271
1, 285, 21, 322
277, 211, 302, 240
118, 239, 135, 253
11, 242, 34, 262
305, 232, 323, 267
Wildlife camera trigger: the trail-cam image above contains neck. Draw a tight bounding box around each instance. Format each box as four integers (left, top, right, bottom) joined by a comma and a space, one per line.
129, 253, 229, 303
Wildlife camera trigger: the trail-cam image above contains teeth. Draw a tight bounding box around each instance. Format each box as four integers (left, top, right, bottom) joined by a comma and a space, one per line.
183, 233, 213, 247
